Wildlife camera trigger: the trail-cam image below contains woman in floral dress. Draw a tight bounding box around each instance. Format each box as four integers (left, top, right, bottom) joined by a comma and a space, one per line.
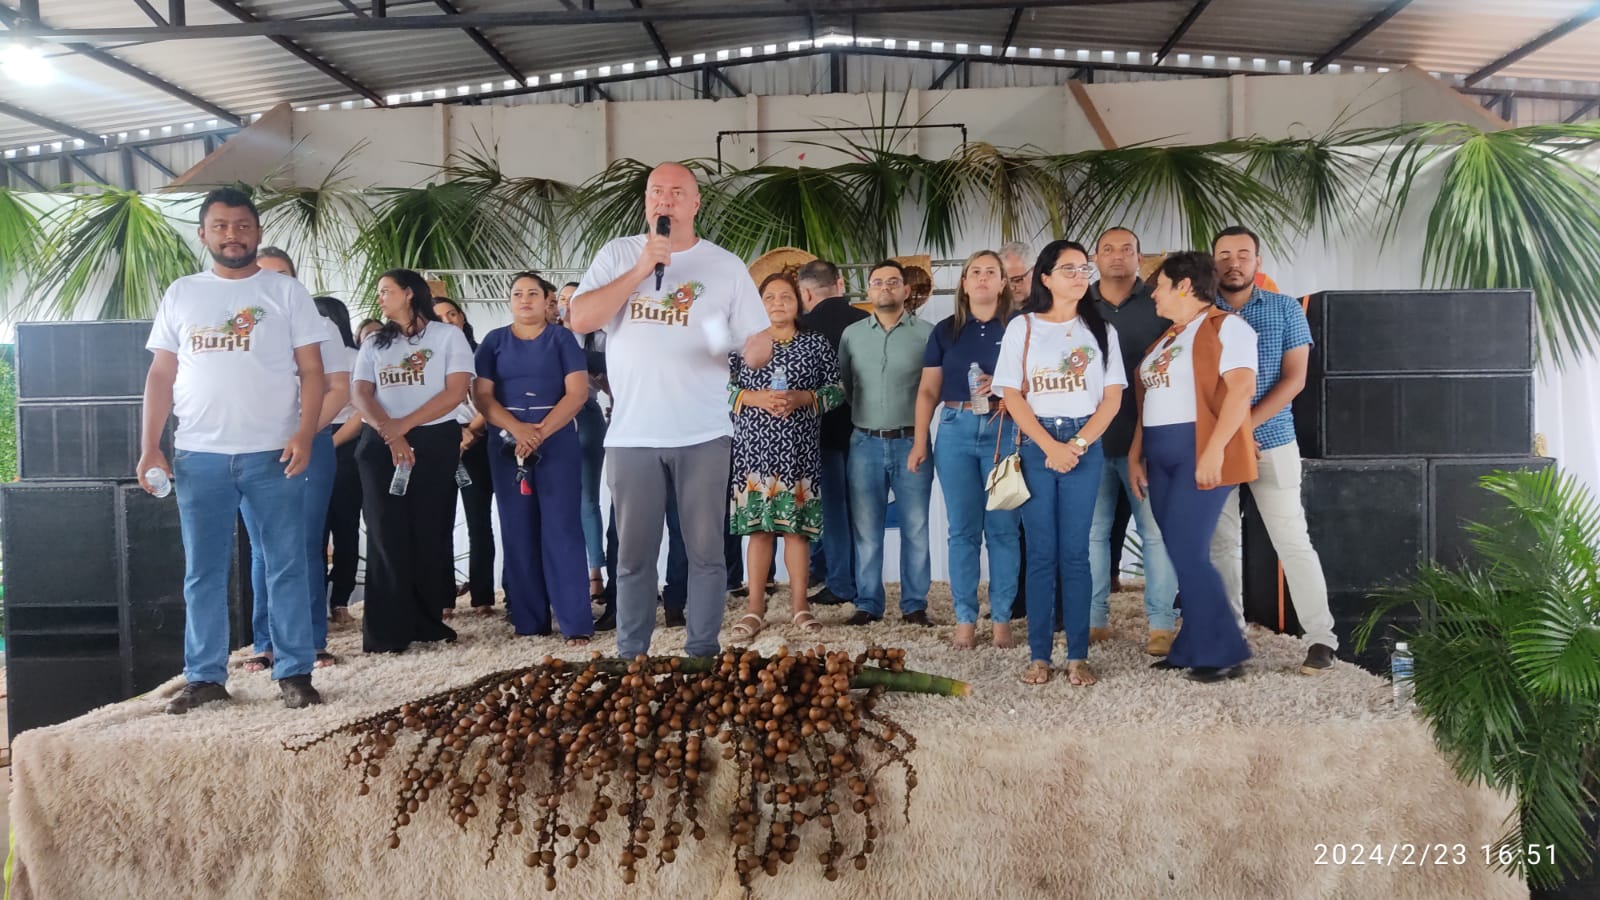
728, 273, 845, 639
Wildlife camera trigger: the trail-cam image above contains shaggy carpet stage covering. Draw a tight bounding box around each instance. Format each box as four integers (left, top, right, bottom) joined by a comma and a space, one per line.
11, 587, 1522, 899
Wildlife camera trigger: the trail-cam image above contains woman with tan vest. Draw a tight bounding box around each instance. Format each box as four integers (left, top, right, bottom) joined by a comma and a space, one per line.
1128, 251, 1259, 682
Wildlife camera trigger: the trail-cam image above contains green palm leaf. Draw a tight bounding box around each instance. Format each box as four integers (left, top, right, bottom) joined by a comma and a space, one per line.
253, 141, 371, 295
718, 164, 880, 264
0, 188, 43, 306
934, 142, 1064, 248
31, 188, 197, 320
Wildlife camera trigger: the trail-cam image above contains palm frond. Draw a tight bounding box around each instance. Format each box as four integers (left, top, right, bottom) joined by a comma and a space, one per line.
32, 189, 197, 320
1238, 132, 1376, 239
255, 141, 371, 293
933, 142, 1064, 248
719, 164, 882, 263
0, 188, 44, 306
436, 143, 575, 266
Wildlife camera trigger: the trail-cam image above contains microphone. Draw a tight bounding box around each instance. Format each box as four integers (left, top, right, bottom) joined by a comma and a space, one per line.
654, 215, 670, 291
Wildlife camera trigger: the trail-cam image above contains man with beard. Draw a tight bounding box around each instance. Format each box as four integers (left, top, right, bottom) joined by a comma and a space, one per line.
1208, 225, 1336, 674
139, 187, 329, 712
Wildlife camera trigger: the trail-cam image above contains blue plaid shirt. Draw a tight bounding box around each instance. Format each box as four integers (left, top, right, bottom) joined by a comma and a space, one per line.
1214, 287, 1313, 451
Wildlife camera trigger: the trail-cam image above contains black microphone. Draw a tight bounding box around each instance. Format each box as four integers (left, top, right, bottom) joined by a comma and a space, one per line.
654, 215, 670, 291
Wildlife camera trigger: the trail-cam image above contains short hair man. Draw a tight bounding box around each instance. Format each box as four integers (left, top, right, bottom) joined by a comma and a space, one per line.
140, 187, 328, 713
568, 163, 769, 659
1209, 225, 1336, 674
837, 260, 935, 626
998, 241, 1034, 298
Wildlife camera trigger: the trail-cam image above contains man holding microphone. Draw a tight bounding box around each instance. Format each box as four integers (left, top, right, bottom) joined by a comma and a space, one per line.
567, 162, 770, 659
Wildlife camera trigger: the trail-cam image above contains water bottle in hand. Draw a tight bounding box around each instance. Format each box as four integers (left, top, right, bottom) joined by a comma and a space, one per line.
389, 461, 413, 496
454, 462, 472, 488
1391, 641, 1415, 710
145, 467, 173, 499
968, 362, 990, 415
769, 365, 788, 392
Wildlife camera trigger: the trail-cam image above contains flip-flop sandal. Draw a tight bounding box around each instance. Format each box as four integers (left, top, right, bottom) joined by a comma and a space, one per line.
1020, 660, 1052, 685
243, 655, 272, 673
791, 610, 823, 635
315, 651, 337, 668
1066, 660, 1098, 687
565, 636, 592, 647
731, 612, 765, 642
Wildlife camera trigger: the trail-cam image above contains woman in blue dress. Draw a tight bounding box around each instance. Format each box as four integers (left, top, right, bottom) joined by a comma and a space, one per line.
473, 272, 594, 643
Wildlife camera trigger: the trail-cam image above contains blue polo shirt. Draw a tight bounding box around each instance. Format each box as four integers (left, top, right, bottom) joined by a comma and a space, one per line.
923, 314, 1008, 402
1214, 286, 1312, 451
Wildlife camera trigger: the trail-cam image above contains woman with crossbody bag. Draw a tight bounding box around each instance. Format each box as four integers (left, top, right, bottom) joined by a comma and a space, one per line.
994, 240, 1127, 687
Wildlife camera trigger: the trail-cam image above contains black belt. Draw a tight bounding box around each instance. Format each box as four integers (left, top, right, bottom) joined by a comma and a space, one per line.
858, 426, 913, 439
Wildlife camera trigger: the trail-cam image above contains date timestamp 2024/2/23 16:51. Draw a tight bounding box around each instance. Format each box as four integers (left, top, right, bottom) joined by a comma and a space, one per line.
1313, 843, 1556, 867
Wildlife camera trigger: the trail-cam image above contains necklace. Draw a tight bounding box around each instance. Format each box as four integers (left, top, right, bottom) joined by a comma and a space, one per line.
1159, 310, 1207, 350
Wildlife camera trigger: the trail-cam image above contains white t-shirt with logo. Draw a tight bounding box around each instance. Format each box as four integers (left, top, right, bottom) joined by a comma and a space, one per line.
353, 322, 475, 426
576, 234, 767, 448
319, 320, 358, 425
992, 314, 1128, 419
146, 269, 328, 454
1138, 314, 1258, 427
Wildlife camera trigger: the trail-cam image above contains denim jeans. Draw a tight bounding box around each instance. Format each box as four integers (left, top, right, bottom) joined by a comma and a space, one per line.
173, 447, 314, 683
847, 430, 933, 618
812, 446, 856, 600
243, 428, 337, 656
1090, 456, 1179, 630
1019, 415, 1103, 665
933, 407, 1021, 624
576, 398, 608, 569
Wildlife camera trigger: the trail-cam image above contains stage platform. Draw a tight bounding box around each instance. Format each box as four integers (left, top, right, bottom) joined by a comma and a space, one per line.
9, 588, 1522, 899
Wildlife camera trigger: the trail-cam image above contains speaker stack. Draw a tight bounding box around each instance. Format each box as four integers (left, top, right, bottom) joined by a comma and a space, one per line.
3, 321, 252, 737
1241, 290, 1550, 673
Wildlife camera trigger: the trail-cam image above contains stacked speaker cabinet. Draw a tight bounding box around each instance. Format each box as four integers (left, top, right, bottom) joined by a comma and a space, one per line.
2, 321, 249, 738
1242, 290, 1547, 674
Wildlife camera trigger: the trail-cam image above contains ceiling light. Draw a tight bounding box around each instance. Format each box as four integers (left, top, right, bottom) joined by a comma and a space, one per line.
2, 41, 54, 86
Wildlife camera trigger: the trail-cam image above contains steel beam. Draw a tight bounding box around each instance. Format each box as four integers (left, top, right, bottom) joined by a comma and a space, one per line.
169, 0, 186, 27
1310, 0, 1415, 73
1464, 2, 1600, 85
1565, 98, 1600, 122
432, 0, 525, 85
131, 0, 168, 26
931, 58, 964, 89
2, 161, 47, 192
1155, 0, 1212, 65
129, 145, 179, 180
999, 7, 1023, 54
205, 0, 387, 106
0, 100, 105, 146
68, 153, 110, 185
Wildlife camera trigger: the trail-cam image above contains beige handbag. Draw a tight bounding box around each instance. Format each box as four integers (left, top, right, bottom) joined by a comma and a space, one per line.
985, 316, 1032, 511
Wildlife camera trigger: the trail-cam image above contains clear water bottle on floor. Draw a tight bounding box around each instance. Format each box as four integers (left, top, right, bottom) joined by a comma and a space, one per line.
968, 362, 990, 414
389, 460, 413, 496
1391, 641, 1415, 709
145, 468, 173, 498
455, 462, 472, 487
769, 365, 788, 392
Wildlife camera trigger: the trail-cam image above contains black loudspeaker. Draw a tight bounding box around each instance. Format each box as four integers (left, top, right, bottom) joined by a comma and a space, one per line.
1, 481, 250, 736
1429, 457, 1555, 567
1328, 592, 1420, 676
18, 401, 174, 480
15, 320, 153, 401
1297, 374, 1533, 459
1304, 290, 1534, 374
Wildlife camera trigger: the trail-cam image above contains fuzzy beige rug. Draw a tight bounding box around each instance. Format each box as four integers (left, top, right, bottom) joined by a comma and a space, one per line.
10, 587, 1523, 899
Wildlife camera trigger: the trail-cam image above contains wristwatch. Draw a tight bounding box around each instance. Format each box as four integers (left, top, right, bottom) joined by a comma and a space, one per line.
1069, 435, 1090, 452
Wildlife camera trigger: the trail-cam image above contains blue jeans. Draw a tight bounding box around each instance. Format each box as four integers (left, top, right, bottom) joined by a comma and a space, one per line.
1019, 415, 1104, 664
1090, 456, 1179, 630
934, 407, 1021, 624
173, 447, 314, 683
847, 430, 933, 618
812, 446, 856, 600
577, 398, 608, 570
243, 428, 337, 656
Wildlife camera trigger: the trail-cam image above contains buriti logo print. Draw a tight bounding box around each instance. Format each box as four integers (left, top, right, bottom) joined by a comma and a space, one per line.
628, 281, 703, 326
1141, 345, 1183, 390
379, 349, 433, 387
189, 306, 265, 353
1029, 346, 1096, 393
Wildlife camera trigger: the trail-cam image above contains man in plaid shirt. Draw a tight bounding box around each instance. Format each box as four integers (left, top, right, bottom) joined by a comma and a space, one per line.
1208, 226, 1336, 675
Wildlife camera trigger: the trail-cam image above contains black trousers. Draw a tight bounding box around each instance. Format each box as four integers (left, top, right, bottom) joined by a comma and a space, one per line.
356, 422, 458, 653
325, 436, 363, 608
458, 438, 496, 608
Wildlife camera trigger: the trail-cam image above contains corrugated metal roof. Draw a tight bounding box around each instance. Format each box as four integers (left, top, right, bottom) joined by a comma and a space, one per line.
2, 0, 1599, 154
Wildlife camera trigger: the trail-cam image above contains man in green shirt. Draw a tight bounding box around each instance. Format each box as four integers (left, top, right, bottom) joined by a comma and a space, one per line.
838, 260, 935, 626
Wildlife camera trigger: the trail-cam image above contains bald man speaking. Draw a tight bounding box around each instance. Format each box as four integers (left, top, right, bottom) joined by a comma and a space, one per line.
568, 163, 769, 659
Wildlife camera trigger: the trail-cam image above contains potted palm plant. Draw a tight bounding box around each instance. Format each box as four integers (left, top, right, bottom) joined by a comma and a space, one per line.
1357, 467, 1600, 895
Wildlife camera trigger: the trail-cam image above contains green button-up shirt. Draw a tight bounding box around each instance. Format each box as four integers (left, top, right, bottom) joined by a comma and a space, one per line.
838, 310, 932, 431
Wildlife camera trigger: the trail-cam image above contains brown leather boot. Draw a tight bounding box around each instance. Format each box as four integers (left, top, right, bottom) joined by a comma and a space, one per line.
1089, 627, 1111, 644
1147, 628, 1176, 656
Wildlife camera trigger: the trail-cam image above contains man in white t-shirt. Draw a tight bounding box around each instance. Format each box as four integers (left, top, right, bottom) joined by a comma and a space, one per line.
138, 187, 328, 713
568, 162, 769, 659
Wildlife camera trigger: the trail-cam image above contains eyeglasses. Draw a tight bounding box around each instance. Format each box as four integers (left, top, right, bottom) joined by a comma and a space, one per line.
868, 278, 904, 289
1049, 264, 1097, 279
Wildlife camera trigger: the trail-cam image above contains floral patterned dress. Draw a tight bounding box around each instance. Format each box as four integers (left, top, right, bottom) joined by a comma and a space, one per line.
728, 330, 845, 539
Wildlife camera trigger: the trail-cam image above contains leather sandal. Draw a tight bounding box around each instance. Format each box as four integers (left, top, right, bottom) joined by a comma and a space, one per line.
1066, 660, 1098, 686
1020, 660, 1052, 685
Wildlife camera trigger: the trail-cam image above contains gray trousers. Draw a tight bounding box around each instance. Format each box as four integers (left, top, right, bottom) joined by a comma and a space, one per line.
607, 437, 731, 658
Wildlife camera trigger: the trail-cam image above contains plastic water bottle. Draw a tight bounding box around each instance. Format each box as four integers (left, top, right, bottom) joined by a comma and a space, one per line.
145, 467, 173, 499
389, 460, 413, 496
1391, 641, 1415, 709
770, 365, 788, 392
968, 362, 990, 415
454, 462, 472, 487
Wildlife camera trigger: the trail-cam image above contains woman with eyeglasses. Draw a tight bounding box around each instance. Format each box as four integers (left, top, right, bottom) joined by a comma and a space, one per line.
1130, 251, 1259, 682
994, 240, 1126, 687
474, 272, 593, 644
909, 249, 1020, 650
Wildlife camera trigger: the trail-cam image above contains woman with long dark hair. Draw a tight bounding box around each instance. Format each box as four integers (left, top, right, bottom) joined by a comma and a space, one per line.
474, 272, 593, 643
909, 250, 1020, 650
433, 296, 496, 616
1131, 251, 1259, 682
727, 273, 844, 640
317, 296, 365, 627
994, 240, 1127, 686
351, 269, 474, 653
